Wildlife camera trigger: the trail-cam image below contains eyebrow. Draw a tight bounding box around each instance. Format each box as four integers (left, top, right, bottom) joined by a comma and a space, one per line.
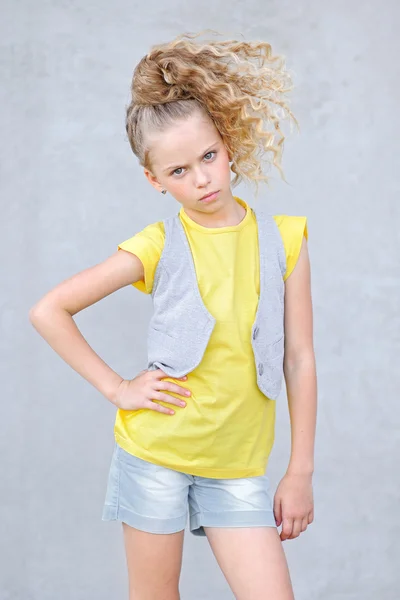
162, 143, 219, 173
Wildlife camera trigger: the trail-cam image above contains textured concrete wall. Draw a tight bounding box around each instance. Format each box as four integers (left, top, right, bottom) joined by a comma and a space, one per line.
1, 1, 399, 598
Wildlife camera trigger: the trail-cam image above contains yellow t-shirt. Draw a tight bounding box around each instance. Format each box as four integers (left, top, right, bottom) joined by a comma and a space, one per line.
114, 196, 308, 478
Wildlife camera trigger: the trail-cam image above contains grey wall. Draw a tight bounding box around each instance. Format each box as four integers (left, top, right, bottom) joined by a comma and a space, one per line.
1, 1, 399, 598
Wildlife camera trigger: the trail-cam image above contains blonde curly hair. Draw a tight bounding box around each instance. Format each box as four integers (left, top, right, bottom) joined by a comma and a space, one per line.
125, 30, 298, 196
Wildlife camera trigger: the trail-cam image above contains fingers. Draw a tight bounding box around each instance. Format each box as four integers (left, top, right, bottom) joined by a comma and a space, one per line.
154, 380, 191, 399
143, 399, 175, 415
149, 370, 191, 401
289, 519, 302, 540
152, 390, 187, 408
273, 498, 282, 527
280, 518, 293, 542
281, 515, 311, 541
139, 370, 192, 416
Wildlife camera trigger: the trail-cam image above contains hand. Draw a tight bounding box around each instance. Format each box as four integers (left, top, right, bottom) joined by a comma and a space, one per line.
113, 369, 191, 415
273, 472, 314, 542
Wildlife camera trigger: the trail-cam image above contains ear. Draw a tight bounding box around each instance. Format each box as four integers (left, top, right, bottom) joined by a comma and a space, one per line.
143, 168, 164, 193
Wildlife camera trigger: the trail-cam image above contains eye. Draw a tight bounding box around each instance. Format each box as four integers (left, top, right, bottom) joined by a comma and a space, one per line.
171, 167, 184, 176
170, 151, 217, 177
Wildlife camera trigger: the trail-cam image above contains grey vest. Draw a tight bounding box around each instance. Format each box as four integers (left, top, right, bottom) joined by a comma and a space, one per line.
147, 208, 286, 400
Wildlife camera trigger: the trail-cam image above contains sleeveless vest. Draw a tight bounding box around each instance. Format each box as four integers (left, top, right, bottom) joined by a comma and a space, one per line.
147, 207, 286, 400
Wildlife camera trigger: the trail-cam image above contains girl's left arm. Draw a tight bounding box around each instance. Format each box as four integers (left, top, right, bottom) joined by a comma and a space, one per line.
274, 235, 318, 541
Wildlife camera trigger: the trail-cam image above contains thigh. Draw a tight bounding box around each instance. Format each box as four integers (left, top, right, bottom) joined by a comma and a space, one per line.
205, 527, 294, 600
188, 471, 276, 536
102, 443, 191, 599
123, 524, 184, 600
102, 443, 190, 534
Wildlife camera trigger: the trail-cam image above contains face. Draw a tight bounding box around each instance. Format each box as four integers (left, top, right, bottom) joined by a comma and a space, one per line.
143, 110, 234, 218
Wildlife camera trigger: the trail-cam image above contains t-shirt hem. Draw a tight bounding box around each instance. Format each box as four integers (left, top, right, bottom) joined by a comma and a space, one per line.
115, 433, 268, 479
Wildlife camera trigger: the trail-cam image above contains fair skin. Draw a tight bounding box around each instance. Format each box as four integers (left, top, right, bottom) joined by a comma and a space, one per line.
143, 110, 245, 228
29, 109, 316, 600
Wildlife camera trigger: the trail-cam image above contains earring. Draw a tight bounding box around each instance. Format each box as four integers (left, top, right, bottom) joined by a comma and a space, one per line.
161, 189, 167, 195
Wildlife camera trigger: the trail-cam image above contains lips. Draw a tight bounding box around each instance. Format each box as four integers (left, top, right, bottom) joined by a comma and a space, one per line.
199, 190, 219, 202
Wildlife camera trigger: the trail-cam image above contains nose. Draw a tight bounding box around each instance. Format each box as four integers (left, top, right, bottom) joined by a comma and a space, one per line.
193, 166, 211, 188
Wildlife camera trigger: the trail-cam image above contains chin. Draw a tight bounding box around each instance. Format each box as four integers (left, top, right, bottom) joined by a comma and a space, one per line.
199, 201, 220, 211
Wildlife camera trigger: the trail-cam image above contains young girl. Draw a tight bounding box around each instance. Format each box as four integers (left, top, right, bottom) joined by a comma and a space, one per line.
29, 32, 317, 600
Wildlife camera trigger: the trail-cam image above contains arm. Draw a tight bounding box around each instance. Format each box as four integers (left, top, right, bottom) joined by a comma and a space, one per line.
29, 250, 145, 405
274, 236, 317, 540
283, 235, 317, 476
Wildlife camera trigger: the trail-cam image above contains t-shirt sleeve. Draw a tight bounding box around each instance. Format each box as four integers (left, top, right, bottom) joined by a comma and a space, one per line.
117, 221, 165, 294
274, 215, 308, 281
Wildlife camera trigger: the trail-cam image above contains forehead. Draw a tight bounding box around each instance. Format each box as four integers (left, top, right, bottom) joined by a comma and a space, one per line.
149, 112, 221, 169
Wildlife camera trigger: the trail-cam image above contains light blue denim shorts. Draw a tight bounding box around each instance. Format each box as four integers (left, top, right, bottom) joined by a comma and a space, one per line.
102, 442, 277, 536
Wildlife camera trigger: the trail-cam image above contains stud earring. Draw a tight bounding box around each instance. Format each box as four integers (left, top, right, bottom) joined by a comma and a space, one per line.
161, 189, 167, 195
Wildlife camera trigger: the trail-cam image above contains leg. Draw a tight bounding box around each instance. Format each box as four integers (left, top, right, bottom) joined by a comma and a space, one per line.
102, 444, 191, 599
123, 524, 184, 600
205, 526, 294, 600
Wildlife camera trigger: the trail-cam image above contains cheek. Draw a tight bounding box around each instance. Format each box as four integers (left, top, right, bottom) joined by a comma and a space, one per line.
168, 179, 188, 198
217, 155, 232, 177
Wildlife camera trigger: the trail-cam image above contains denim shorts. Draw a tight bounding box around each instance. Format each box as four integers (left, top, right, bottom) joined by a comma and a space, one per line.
102, 442, 277, 536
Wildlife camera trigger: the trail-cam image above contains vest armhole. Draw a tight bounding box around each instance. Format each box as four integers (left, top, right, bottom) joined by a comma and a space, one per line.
273, 219, 287, 278
255, 209, 287, 279
151, 216, 174, 295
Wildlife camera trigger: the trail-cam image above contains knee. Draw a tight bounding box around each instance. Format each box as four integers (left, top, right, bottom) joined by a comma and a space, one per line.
129, 580, 180, 600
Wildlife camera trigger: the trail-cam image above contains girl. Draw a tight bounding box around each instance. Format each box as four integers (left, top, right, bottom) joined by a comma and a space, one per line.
29, 32, 317, 600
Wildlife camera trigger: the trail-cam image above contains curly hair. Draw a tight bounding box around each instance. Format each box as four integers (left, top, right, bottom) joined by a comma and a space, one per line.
125, 30, 298, 195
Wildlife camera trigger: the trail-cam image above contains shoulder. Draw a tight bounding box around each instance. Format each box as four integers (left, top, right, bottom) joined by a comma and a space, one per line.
117, 220, 166, 294
118, 220, 165, 254
273, 215, 308, 281
273, 215, 308, 240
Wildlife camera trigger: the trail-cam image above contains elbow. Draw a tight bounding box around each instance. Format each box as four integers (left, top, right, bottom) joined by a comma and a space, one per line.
29, 303, 39, 322
28, 302, 58, 325
28, 304, 45, 326
283, 349, 315, 375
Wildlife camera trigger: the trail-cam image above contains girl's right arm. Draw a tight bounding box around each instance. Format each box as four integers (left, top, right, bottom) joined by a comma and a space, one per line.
28, 250, 190, 413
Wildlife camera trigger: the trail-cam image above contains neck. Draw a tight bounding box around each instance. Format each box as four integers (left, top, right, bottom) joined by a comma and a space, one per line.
183, 194, 246, 228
